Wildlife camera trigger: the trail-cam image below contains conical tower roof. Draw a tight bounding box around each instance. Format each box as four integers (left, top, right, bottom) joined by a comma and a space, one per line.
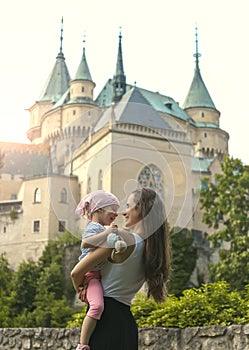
183, 29, 216, 110
38, 18, 71, 103
74, 38, 93, 81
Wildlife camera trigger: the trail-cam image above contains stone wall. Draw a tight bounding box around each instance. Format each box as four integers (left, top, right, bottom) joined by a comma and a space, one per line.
1, 326, 249, 349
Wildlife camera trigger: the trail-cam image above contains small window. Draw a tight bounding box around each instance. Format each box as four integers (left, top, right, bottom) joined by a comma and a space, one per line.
34, 188, 41, 203
60, 188, 67, 203
204, 133, 207, 138
33, 220, 40, 233
73, 110, 76, 115
98, 170, 103, 190
58, 220, 66, 233
201, 180, 208, 191
3, 226, 6, 233
11, 194, 17, 200
82, 86, 85, 92
201, 112, 205, 118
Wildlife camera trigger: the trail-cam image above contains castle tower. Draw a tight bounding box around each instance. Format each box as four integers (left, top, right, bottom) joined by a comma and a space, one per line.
183, 28, 228, 159
112, 30, 126, 103
27, 18, 71, 144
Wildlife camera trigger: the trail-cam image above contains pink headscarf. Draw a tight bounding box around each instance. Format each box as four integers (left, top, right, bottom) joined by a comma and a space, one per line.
75, 190, 120, 220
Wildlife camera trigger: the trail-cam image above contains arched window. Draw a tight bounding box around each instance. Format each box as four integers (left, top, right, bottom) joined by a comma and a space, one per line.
98, 170, 103, 190
137, 164, 164, 199
34, 188, 41, 203
60, 188, 67, 203
87, 177, 91, 193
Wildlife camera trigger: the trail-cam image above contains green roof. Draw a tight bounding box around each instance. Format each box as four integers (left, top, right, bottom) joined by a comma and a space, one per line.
38, 51, 71, 103
183, 68, 216, 110
74, 47, 93, 81
95, 80, 190, 122
191, 157, 214, 172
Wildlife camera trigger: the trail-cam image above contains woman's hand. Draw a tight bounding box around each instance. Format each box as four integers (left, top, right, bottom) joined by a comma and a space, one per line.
71, 247, 112, 292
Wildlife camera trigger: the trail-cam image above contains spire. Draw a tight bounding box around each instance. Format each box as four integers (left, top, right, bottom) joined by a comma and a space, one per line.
115, 29, 125, 77
38, 17, 71, 102
74, 34, 93, 81
183, 27, 216, 110
112, 28, 126, 103
194, 26, 201, 72
56, 16, 64, 59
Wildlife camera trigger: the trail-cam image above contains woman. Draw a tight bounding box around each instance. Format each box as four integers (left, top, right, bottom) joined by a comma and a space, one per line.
71, 187, 171, 350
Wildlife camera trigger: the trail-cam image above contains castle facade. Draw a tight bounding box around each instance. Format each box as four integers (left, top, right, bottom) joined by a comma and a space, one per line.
0, 22, 229, 269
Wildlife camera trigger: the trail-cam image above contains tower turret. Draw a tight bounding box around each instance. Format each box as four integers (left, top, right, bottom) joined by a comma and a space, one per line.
183, 28, 229, 160
27, 18, 71, 143
38, 17, 71, 103
183, 27, 220, 127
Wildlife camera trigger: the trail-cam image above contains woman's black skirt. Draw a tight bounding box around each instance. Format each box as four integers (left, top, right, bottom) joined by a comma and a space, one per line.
89, 297, 138, 350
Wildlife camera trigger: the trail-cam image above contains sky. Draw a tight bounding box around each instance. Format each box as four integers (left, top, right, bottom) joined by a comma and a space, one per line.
0, 0, 249, 164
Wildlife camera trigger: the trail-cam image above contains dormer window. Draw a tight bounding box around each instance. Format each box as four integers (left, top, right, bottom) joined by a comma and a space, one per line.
165, 102, 172, 110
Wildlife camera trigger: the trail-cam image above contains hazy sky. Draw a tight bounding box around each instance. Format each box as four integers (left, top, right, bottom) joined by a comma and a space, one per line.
1, 0, 248, 164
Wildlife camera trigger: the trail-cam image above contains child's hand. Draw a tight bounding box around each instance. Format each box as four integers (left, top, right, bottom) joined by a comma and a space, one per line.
78, 283, 88, 303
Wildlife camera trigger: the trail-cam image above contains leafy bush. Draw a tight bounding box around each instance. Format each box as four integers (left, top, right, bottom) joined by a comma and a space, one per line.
66, 306, 87, 328
68, 281, 249, 329
132, 281, 248, 328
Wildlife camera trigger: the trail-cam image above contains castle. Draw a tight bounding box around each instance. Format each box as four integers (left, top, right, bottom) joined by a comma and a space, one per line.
0, 21, 229, 269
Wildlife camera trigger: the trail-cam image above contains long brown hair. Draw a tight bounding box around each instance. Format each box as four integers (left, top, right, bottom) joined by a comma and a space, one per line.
132, 187, 171, 303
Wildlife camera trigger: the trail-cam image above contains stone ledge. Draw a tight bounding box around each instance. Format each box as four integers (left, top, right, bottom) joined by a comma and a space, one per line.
0, 326, 249, 349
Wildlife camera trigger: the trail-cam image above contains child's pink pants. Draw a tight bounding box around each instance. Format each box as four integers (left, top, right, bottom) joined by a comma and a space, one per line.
85, 270, 104, 320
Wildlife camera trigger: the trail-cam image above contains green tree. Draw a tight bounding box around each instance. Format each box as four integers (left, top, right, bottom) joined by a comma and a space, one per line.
168, 227, 197, 296
38, 231, 78, 302
200, 156, 249, 291
0, 254, 14, 327
9, 259, 40, 316
33, 292, 74, 327
0, 232, 78, 327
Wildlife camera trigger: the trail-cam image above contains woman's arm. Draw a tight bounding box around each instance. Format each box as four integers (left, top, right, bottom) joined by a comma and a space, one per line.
71, 247, 111, 292
82, 226, 114, 248
82, 227, 133, 249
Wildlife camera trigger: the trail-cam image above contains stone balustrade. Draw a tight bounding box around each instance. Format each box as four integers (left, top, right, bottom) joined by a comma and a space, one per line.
0, 325, 249, 349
